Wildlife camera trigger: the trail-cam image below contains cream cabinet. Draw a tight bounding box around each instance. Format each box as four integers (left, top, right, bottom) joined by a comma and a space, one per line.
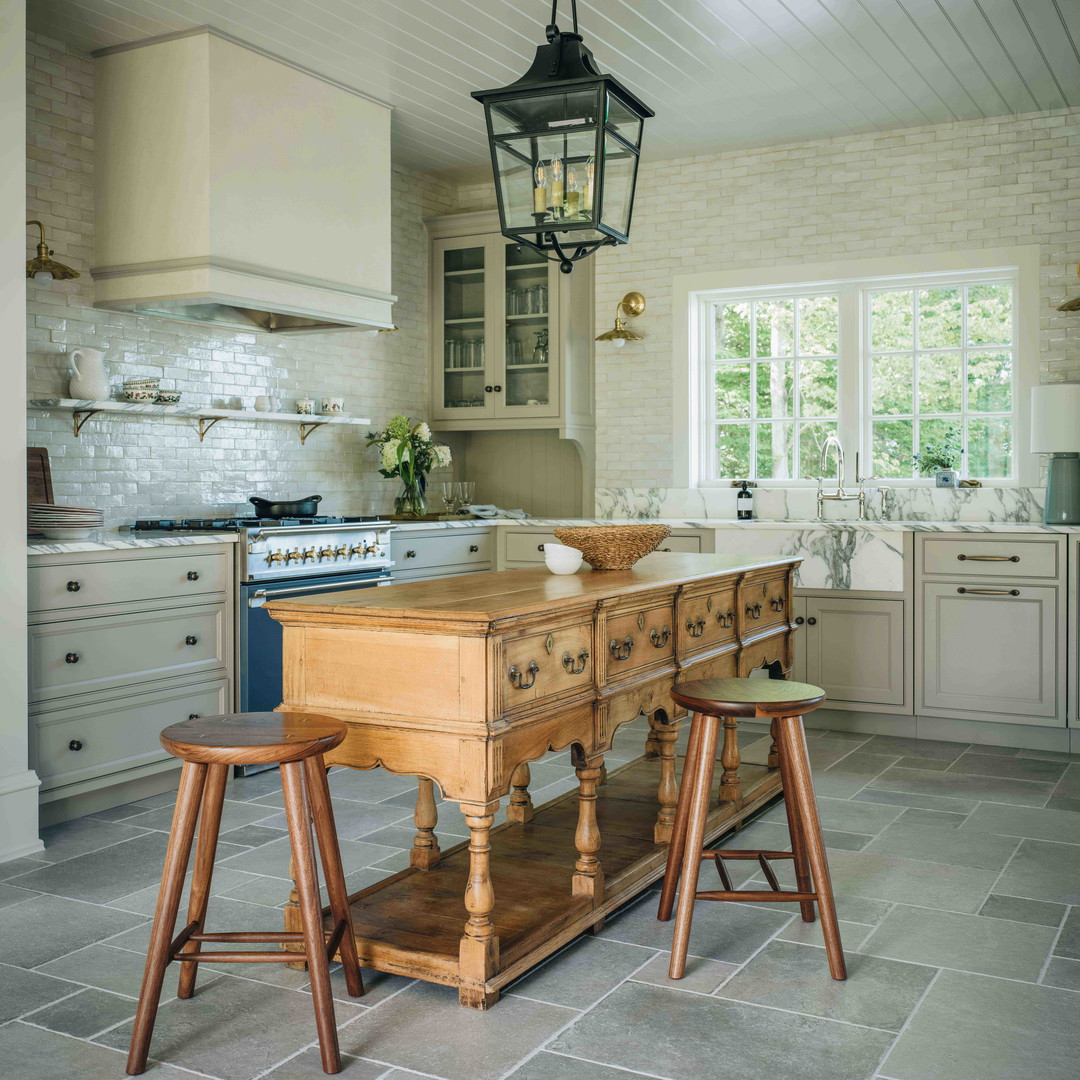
499, 527, 715, 570
391, 528, 493, 583
790, 596, 906, 708
28, 544, 234, 804
426, 212, 593, 435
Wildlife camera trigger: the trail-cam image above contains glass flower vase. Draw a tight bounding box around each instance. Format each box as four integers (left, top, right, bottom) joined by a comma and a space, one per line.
395, 477, 427, 518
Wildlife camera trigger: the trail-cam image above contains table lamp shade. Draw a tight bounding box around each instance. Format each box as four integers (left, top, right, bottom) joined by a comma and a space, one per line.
1030, 383, 1080, 453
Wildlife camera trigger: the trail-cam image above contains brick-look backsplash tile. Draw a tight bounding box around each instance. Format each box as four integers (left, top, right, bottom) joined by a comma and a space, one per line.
26, 33, 458, 531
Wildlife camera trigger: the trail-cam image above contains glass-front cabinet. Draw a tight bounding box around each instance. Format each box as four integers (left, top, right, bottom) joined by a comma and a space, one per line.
433, 224, 584, 426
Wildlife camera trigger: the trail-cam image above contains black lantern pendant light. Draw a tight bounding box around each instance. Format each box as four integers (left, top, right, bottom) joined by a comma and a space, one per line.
472, 0, 653, 273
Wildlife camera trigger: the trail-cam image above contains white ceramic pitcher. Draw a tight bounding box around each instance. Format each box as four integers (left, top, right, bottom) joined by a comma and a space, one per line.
68, 348, 110, 401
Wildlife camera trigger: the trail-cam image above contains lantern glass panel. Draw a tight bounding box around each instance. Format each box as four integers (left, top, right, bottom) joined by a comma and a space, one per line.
489, 88, 600, 136
605, 92, 643, 148
600, 130, 638, 239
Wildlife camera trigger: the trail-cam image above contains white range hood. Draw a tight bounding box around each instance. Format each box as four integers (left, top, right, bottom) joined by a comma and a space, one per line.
92, 29, 395, 334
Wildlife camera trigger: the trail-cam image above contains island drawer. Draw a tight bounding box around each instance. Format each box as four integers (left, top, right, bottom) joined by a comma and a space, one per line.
29, 550, 229, 614
603, 602, 676, 681
921, 537, 1060, 580
30, 603, 228, 703
501, 620, 594, 708
738, 573, 791, 635
677, 586, 738, 652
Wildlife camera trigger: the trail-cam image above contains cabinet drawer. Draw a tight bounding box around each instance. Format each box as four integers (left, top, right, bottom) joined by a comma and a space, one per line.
603, 603, 676, 682
738, 574, 791, 635
31, 603, 228, 703
29, 550, 229, 614
392, 531, 491, 573
657, 535, 702, 553
922, 537, 1060, 580
677, 586, 738, 653
35, 678, 229, 789
503, 530, 560, 563
501, 620, 593, 708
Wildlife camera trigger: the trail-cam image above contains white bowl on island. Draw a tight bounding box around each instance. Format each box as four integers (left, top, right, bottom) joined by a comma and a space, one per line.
543, 542, 583, 575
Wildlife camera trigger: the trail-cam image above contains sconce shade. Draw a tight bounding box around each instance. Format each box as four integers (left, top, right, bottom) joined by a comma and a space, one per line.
26, 220, 80, 284
1030, 383, 1080, 453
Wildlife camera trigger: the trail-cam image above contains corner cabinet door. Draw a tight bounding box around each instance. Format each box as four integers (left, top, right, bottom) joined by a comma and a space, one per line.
921, 583, 1061, 723
803, 597, 904, 706
432, 236, 499, 421
789, 597, 807, 683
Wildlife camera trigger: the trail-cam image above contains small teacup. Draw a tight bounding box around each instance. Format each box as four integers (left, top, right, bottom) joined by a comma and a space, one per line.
321, 396, 345, 415
296, 399, 315, 415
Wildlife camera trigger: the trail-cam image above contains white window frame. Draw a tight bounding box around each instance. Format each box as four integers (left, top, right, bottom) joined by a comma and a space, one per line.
672, 247, 1040, 490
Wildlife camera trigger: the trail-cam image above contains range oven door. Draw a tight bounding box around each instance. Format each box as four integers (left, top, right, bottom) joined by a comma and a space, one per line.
236, 568, 391, 775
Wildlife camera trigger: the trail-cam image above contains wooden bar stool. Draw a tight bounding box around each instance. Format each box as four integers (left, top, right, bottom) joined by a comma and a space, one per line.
657, 679, 846, 982
126, 712, 363, 1076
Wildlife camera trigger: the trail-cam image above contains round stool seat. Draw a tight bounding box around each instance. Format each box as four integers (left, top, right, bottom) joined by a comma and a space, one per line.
160, 711, 347, 766
671, 678, 825, 718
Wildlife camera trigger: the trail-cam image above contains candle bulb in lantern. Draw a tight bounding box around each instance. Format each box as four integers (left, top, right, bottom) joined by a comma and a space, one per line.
583, 156, 594, 214
565, 166, 580, 217
533, 161, 548, 216
548, 155, 564, 217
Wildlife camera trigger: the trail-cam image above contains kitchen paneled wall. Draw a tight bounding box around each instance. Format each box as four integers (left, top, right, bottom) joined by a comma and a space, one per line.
25, 32, 458, 530
592, 107, 1080, 489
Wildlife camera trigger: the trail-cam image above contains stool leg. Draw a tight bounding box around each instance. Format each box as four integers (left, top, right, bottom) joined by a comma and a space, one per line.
775, 733, 816, 924
176, 762, 229, 999
304, 755, 365, 998
776, 715, 846, 981
669, 714, 720, 979
281, 761, 341, 1073
657, 712, 705, 922
127, 762, 207, 1076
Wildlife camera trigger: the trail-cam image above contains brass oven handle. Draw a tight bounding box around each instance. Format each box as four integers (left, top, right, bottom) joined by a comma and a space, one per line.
746, 602, 762, 619
957, 587, 1020, 596
562, 649, 589, 674
649, 627, 671, 648
770, 596, 785, 612
717, 611, 735, 628
508, 660, 540, 689
610, 636, 634, 661
957, 554, 1020, 562
685, 617, 706, 638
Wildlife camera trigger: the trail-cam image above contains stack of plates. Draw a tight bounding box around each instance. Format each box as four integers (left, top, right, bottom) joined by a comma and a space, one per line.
29, 503, 105, 539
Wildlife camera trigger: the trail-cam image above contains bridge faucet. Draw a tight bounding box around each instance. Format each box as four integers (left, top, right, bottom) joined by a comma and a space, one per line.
816, 434, 865, 519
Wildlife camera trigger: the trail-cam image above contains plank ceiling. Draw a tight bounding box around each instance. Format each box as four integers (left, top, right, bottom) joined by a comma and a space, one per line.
28, 0, 1080, 178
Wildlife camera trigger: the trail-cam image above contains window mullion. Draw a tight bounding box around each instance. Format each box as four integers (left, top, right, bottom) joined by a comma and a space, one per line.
837, 283, 861, 485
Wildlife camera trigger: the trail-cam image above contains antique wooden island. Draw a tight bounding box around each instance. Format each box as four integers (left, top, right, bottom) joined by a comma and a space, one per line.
267, 552, 799, 1008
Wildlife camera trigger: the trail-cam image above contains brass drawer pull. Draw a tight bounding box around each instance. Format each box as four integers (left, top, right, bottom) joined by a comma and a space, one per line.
685, 616, 706, 638
68, 739, 83, 752
957, 587, 1020, 596
508, 660, 539, 689
770, 596, 785, 612
185, 635, 199, 646
717, 611, 735, 628
66, 580, 81, 592
562, 649, 589, 674
186, 570, 200, 581
957, 554, 1020, 562
746, 602, 762, 619
610, 636, 634, 660
65, 652, 80, 664
649, 627, 671, 648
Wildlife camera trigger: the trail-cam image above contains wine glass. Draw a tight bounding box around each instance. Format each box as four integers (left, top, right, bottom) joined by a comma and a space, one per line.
454, 482, 475, 512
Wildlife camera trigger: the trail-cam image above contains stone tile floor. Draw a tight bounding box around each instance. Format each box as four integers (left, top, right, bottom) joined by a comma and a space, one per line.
2, 718, 1079, 1080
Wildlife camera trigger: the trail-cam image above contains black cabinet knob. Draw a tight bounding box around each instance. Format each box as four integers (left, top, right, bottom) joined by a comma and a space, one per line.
66, 580, 81, 592
68, 739, 83, 752
186, 571, 200, 581
65, 652, 79, 664
493, 384, 502, 392
185, 635, 198, 646
188, 713, 201, 720
485, 385, 493, 393
405, 550, 417, 559
795, 616, 805, 625
469, 544, 479, 553
806, 617, 817, 626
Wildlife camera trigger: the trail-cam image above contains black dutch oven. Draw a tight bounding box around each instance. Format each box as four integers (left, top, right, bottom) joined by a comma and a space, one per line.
249, 495, 322, 518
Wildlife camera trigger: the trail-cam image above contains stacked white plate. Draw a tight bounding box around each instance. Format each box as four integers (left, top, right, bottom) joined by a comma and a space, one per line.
29, 502, 105, 539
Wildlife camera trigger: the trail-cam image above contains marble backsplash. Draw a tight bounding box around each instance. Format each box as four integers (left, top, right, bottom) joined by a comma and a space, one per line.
596, 485, 1045, 523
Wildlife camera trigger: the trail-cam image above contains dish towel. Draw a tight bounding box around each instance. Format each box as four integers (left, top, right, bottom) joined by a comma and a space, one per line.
466, 504, 528, 519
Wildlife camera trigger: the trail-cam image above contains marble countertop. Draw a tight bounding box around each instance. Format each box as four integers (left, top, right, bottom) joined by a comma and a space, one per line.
27, 533, 240, 555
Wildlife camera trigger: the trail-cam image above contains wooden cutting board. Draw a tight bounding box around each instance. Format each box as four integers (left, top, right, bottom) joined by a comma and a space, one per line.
27, 446, 54, 536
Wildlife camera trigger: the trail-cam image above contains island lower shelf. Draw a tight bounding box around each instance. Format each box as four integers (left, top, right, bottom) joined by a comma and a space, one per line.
307, 746, 782, 998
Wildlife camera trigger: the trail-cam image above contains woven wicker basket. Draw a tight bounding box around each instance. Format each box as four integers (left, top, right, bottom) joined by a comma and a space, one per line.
552, 524, 671, 570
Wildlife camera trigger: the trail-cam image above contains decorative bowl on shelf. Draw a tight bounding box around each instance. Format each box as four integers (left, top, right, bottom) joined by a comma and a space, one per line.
155, 390, 182, 405
551, 524, 671, 570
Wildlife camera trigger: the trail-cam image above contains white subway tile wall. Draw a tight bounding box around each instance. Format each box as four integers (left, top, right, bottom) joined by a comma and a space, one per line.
26, 33, 459, 530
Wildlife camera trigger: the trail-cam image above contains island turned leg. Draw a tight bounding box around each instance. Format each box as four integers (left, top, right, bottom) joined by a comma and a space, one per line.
571, 750, 605, 929
718, 717, 742, 804
411, 778, 442, 870
650, 711, 680, 843
459, 800, 500, 1009
506, 762, 535, 825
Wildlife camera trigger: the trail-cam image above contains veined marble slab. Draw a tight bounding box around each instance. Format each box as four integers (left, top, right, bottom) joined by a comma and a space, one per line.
27, 533, 239, 555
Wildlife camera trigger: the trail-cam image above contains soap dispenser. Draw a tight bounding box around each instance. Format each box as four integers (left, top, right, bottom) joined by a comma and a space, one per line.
737, 481, 754, 521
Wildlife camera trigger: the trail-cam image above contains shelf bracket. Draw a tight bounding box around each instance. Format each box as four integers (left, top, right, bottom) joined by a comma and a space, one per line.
72, 409, 101, 437
299, 421, 327, 445
196, 416, 226, 442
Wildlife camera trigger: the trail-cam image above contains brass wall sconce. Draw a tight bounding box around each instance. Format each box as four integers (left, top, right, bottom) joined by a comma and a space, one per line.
1057, 264, 1080, 311
26, 220, 80, 286
595, 291, 645, 348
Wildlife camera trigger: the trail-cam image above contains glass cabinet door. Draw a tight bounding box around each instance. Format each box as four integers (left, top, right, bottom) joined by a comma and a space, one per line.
437, 242, 491, 416
501, 243, 558, 416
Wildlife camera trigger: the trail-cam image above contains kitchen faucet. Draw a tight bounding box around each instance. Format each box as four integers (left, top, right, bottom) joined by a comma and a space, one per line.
816, 434, 891, 520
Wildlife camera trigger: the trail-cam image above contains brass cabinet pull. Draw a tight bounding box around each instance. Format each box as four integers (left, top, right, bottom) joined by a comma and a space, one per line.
68, 739, 83, 751
185, 635, 199, 646
685, 616, 706, 638
65, 652, 79, 664
610, 636, 634, 660
716, 610, 735, 628
649, 627, 671, 648
957, 587, 1020, 596
66, 580, 81, 592
746, 602, 762, 619
562, 649, 589, 674
769, 596, 785, 612
508, 660, 540, 689
186, 570, 200, 581
957, 554, 1020, 562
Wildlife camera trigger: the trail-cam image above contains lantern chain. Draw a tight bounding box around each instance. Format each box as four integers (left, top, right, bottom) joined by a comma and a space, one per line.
546, 0, 579, 41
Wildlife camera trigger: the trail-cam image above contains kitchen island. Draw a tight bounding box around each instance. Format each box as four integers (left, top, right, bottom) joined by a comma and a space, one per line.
267, 552, 799, 1008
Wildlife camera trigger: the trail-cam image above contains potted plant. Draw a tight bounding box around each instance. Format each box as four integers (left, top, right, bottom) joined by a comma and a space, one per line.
913, 426, 963, 488
368, 416, 452, 518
